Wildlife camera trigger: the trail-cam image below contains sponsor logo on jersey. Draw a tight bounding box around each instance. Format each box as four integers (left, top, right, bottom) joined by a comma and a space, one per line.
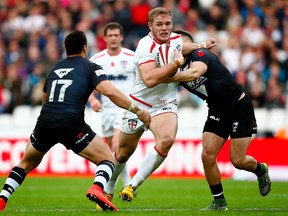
186, 76, 207, 90
75, 132, 89, 144
128, 119, 137, 131
107, 74, 128, 81
95, 69, 106, 76
209, 115, 220, 122
54, 68, 74, 78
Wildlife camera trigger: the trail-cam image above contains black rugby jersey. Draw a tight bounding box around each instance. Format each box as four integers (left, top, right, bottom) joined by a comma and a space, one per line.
180, 49, 243, 110
41, 56, 107, 118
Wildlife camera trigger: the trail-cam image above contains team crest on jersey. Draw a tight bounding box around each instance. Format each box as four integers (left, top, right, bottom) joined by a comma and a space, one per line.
121, 60, 128, 69
128, 119, 138, 131
54, 68, 74, 78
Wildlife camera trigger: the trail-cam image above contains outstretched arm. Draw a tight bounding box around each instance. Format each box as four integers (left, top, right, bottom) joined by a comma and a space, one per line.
95, 80, 151, 128
182, 38, 217, 56
166, 61, 207, 82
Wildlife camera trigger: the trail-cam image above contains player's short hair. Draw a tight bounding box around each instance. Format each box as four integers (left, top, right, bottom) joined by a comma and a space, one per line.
148, 7, 172, 23
103, 22, 124, 36
173, 29, 194, 43
64, 30, 87, 55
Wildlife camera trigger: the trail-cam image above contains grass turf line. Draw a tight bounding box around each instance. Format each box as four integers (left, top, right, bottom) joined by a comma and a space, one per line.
0, 177, 287, 216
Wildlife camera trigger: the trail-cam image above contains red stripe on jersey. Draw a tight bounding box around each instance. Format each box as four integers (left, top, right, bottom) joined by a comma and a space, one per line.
123, 52, 134, 57
90, 53, 105, 61
170, 35, 181, 40
130, 94, 153, 108
150, 42, 156, 53
138, 59, 155, 67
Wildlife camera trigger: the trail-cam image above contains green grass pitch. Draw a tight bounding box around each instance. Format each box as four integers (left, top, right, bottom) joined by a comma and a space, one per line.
0, 177, 287, 215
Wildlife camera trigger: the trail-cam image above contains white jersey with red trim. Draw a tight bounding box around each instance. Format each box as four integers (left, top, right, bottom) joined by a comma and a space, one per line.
130, 32, 182, 108
90, 48, 136, 109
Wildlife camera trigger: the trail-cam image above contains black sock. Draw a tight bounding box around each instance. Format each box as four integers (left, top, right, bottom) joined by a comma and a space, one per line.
210, 183, 225, 200
254, 162, 264, 177
0, 166, 27, 201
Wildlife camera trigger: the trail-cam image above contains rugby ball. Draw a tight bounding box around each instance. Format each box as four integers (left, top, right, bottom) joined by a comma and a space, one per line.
156, 44, 174, 67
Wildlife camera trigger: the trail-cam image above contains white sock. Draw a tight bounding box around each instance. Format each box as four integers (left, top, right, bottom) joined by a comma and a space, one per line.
129, 147, 165, 188
120, 164, 131, 186
104, 154, 126, 195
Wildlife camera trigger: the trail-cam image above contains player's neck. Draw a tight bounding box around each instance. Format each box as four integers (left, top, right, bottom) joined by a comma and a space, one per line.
107, 47, 122, 56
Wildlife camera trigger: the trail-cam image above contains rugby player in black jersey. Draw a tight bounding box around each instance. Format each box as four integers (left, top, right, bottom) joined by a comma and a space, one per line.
0, 31, 151, 212
168, 30, 271, 210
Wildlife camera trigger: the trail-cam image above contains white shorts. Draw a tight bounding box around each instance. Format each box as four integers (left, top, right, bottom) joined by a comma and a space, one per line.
102, 108, 123, 137
121, 101, 178, 134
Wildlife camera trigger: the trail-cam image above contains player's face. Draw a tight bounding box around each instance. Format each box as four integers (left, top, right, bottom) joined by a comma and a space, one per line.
105, 28, 123, 51
149, 14, 173, 44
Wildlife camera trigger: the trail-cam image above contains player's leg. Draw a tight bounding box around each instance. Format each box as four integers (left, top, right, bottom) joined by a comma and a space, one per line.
78, 134, 118, 212
201, 132, 228, 210
120, 112, 177, 201
110, 128, 132, 186
230, 96, 271, 197
230, 137, 271, 196
0, 139, 46, 211
105, 130, 143, 197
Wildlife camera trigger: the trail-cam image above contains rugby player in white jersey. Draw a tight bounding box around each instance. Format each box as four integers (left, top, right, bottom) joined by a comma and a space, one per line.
98, 7, 216, 203
89, 22, 135, 190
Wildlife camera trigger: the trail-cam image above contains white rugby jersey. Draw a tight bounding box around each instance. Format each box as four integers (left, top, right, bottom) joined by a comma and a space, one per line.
90, 48, 136, 109
130, 32, 182, 108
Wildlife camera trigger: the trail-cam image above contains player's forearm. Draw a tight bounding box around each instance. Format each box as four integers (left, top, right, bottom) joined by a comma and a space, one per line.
142, 63, 178, 88
168, 68, 200, 82
182, 42, 206, 56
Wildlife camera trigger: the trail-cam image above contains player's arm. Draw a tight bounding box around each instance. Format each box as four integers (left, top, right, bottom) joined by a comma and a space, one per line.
88, 91, 102, 112
139, 50, 184, 88
95, 80, 151, 128
167, 61, 207, 82
182, 38, 216, 56
42, 92, 47, 105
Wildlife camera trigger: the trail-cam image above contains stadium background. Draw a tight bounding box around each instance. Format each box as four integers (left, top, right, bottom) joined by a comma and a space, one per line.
0, 0, 287, 180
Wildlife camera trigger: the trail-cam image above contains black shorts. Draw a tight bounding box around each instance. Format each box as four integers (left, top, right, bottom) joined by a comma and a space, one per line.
30, 113, 96, 153
203, 95, 257, 140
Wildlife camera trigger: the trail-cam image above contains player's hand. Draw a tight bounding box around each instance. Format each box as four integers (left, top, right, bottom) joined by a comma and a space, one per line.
138, 109, 151, 129
173, 48, 184, 66
90, 97, 102, 112
205, 38, 216, 49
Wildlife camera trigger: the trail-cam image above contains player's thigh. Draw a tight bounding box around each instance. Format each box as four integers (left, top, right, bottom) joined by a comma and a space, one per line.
230, 137, 252, 161
118, 130, 144, 157
18, 139, 46, 173
202, 132, 225, 156
150, 112, 178, 141
78, 134, 115, 165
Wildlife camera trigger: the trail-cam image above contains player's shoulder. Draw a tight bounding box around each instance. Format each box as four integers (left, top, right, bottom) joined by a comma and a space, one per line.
192, 48, 213, 57
121, 47, 135, 57
89, 49, 107, 62
170, 32, 181, 41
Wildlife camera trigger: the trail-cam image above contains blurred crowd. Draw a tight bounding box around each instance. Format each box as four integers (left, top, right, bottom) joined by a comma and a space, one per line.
0, 0, 287, 114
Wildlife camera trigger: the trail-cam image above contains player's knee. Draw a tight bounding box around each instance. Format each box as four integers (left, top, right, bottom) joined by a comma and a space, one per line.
230, 157, 245, 169
157, 136, 174, 152
201, 150, 216, 164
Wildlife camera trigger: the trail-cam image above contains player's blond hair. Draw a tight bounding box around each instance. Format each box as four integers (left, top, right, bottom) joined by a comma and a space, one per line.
148, 7, 172, 23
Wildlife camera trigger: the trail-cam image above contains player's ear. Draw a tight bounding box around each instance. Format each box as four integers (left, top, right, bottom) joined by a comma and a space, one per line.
147, 22, 152, 30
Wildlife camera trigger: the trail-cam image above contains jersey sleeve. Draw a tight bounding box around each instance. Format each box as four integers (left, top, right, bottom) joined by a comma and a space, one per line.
190, 48, 211, 66
90, 63, 108, 88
